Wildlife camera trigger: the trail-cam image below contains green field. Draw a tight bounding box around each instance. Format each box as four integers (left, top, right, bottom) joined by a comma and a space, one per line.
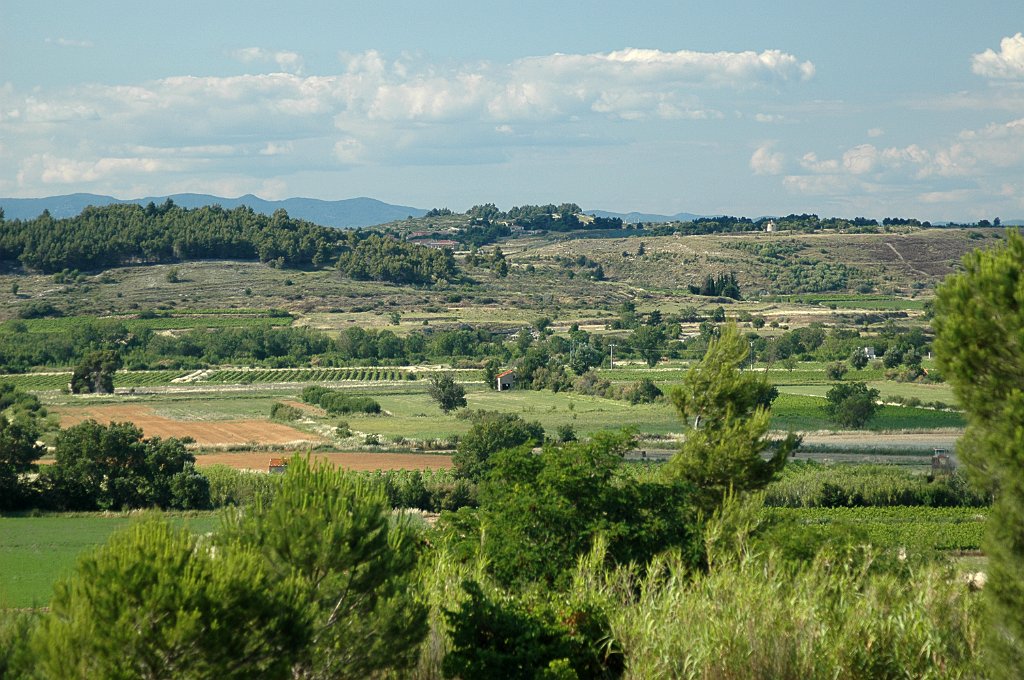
0, 513, 220, 608
764, 506, 988, 551
771, 393, 965, 431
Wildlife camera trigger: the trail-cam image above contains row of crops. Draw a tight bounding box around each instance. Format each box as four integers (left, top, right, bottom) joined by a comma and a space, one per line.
765, 506, 988, 551
202, 368, 416, 384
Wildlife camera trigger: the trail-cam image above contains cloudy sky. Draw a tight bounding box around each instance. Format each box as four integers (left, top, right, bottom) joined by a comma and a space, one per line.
2, 0, 1022, 220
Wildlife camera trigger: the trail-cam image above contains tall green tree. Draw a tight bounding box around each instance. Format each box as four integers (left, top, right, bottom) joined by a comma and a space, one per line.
933, 230, 1024, 678
452, 411, 544, 482
32, 520, 307, 680
0, 415, 41, 510
69, 349, 122, 394
476, 432, 700, 588
45, 420, 207, 510
824, 381, 879, 429
666, 324, 798, 511
225, 456, 427, 679
428, 372, 467, 413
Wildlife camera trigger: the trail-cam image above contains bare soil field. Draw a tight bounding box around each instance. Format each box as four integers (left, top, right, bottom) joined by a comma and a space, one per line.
55, 404, 324, 447
193, 450, 453, 471
799, 431, 961, 450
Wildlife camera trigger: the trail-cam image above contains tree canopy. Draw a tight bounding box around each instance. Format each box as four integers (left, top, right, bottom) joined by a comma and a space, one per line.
666, 324, 797, 511
934, 229, 1024, 678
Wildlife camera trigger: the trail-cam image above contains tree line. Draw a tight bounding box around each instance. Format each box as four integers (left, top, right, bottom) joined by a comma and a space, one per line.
0, 201, 456, 285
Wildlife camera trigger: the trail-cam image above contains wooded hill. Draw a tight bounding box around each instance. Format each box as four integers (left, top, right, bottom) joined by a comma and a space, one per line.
0, 201, 455, 286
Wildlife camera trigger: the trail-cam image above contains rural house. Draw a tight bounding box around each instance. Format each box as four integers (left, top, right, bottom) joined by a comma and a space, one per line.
496, 369, 515, 391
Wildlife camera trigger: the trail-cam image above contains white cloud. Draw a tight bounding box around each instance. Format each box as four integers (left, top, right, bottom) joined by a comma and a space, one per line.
774, 117, 1024, 218
799, 152, 838, 173
972, 33, 1024, 79
1, 46, 814, 196
20, 154, 185, 186
750, 143, 784, 175
45, 37, 94, 49
867, 127, 884, 138
259, 142, 293, 156
231, 47, 305, 74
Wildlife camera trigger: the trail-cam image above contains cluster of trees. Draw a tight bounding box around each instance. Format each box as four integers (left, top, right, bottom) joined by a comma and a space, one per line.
0, 321, 509, 373
2, 416, 209, 512
466, 202, 623, 233
336, 233, 458, 285
0, 202, 461, 287
687, 272, 741, 299
0, 201, 345, 273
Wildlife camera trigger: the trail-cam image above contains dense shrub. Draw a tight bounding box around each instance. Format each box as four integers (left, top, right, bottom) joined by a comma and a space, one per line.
269, 401, 303, 421
301, 385, 381, 414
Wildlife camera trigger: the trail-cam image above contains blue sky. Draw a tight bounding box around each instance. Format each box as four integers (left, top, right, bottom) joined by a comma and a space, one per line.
1, 1, 1022, 220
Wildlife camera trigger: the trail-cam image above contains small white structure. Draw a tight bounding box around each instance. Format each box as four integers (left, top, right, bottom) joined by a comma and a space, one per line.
765, 220, 776, 233
863, 346, 877, 360
496, 369, 515, 391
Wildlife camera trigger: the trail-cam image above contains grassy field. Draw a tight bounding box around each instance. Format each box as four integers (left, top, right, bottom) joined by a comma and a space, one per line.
764, 506, 988, 551
0, 513, 220, 608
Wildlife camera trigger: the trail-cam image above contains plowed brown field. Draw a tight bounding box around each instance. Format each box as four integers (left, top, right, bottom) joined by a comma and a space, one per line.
56, 404, 324, 447
194, 451, 453, 471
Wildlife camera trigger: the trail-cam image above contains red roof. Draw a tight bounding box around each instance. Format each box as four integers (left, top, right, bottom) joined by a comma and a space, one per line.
497, 370, 515, 378
268, 458, 289, 467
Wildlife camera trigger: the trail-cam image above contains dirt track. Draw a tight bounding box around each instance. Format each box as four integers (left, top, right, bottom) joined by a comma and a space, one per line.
55, 404, 324, 447
194, 451, 453, 472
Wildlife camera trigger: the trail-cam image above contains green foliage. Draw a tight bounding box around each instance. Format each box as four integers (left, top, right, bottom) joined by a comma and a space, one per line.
934, 229, 1024, 677
442, 579, 623, 680
611, 551, 983, 679
621, 378, 662, 404
687, 271, 741, 299
764, 463, 990, 508
301, 385, 381, 414
43, 420, 209, 511
0, 201, 342, 273
0, 610, 36, 677
475, 432, 702, 588
269, 401, 303, 421
667, 324, 796, 511
452, 411, 544, 482
200, 465, 280, 508
826, 361, 848, 380
761, 506, 988, 552
428, 371, 467, 413
336, 233, 457, 285
224, 456, 427, 679
0, 415, 42, 511
824, 381, 880, 428
69, 349, 122, 394
32, 519, 307, 680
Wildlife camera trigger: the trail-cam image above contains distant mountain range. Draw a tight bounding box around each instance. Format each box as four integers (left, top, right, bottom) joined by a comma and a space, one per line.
0, 193, 428, 228
584, 209, 703, 224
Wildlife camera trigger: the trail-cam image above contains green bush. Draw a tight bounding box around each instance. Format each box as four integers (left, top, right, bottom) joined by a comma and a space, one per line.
270, 402, 303, 421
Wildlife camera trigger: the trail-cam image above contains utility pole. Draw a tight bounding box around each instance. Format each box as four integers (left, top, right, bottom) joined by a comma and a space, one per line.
609, 343, 617, 369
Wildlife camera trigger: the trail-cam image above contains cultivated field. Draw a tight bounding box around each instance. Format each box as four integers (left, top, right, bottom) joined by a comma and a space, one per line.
193, 451, 452, 471
55, 404, 324, 447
